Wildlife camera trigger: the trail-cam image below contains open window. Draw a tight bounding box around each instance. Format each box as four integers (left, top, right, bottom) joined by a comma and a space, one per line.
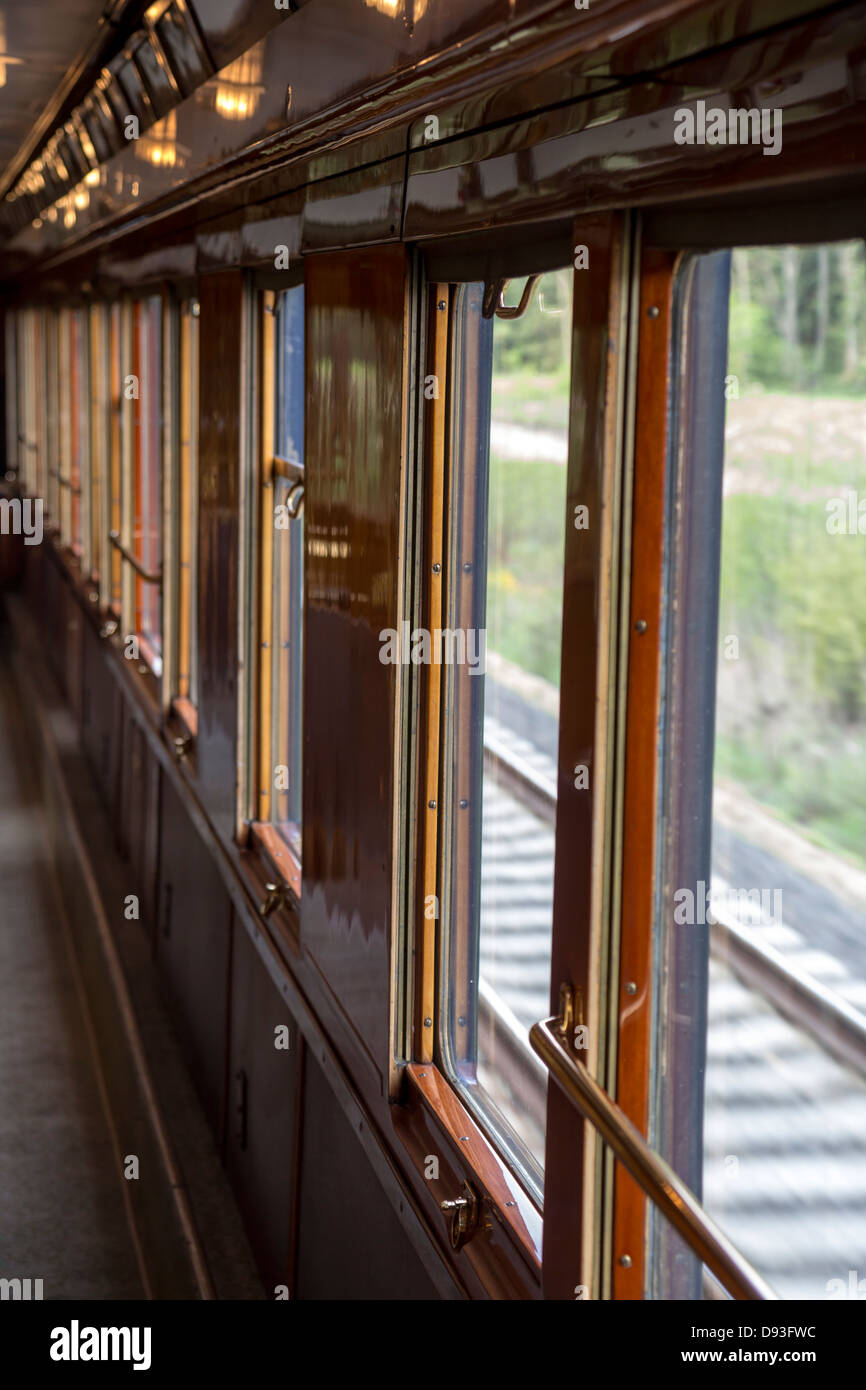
645, 239, 866, 1301
250, 282, 305, 901
162, 293, 200, 734
113, 294, 164, 679
425, 269, 574, 1198
56, 306, 88, 555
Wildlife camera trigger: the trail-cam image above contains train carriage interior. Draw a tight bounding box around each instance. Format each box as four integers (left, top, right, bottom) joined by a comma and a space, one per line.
0, 0, 865, 1317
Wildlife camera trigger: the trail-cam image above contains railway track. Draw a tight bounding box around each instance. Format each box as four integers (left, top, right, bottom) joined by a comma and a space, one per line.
478, 703, 866, 1299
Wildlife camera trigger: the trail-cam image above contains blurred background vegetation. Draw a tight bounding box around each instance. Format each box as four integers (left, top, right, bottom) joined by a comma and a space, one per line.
483, 247, 866, 866
717, 242, 866, 864
486, 270, 571, 688
729, 242, 866, 393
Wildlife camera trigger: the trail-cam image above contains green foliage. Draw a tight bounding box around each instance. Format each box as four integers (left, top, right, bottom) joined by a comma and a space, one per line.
729, 242, 866, 393
481, 269, 572, 686
717, 242, 866, 863
716, 731, 866, 864
485, 454, 566, 686
492, 270, 572, 382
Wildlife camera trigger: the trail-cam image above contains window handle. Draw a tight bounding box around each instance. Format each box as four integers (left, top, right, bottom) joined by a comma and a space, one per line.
259, 881, 288, 918
440, 1181, 479, 1251
286, 481, 304, 519
482, 274, 540, 321
173, 734, 192, 763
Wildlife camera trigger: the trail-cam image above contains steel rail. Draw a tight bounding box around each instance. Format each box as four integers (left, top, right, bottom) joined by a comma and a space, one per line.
482, 725, 556, 826
711, 907, 866, 1082
485, 727, 866, 1075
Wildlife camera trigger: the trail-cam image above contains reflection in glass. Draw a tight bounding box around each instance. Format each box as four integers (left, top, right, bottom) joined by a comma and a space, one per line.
444, 270, 573, 1182
656, 241, 866, 1299
271, 286, 305, 849
213, 46, 265, 122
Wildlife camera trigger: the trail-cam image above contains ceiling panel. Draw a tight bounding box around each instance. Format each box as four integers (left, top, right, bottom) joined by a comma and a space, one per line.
0, 1, 109, 173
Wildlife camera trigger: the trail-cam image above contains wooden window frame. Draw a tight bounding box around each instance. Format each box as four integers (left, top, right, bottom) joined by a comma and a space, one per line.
409, 218, 629, 1299
89, 302, 108, 594
162, 291, 200, 733
247, 283, 304, 908
107, 300, 123, 614
114, 292, 164, 687
56, 306, 73, 548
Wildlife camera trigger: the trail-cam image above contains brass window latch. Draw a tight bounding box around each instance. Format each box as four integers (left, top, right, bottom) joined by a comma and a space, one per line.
440, 1181, 479, 1251
259, 881, 289, 918
173, 734, 192, 763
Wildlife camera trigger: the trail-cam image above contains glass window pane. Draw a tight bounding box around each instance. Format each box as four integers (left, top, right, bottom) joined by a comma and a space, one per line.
178, 299, 199, 704
443, 269, 573, 1183
655, 240, 866, 1299
134, 296, 162, 656
109, 303, 123, 611
271, 285, 304, 849
276, 285, 304, 466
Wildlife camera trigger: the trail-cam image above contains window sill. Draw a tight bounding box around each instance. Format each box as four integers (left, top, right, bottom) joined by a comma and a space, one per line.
250, 820, 301, 902
235, 822, 301, 957
170, 695, 198, 743
166, 697, 198, 772
400, 1063, 543, 1276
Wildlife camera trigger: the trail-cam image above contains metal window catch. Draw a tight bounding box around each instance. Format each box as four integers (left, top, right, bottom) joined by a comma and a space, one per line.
440, 1181, 479, 1251
286, 480, 304, 518
482, 274, 541, 320
173, 734, 192, 763
260, 881, 288, 918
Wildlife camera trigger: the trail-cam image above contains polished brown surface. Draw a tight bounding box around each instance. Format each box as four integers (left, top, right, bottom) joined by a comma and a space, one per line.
10, 0, 864, 275
612, 248, 678, 1300
157, 771, 232, 1137
225, 918, 299, 1292
0, 0, 115, 192
5, 0, 866, 1308
405, 1064, 543, 1274
543, 213, 624, 1301
302, 245, 407, 1090
196, 270, 242, 843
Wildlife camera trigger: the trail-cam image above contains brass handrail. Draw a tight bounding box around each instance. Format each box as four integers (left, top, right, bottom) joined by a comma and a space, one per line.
109, 530, 162, 586
529, 995, 777, 1301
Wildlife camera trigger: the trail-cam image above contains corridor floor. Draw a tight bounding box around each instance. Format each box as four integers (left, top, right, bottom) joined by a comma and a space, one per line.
0, 644, 143, 1299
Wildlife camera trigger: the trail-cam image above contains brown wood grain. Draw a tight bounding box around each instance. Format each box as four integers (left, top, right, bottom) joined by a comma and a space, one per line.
611, 248, 679, 1300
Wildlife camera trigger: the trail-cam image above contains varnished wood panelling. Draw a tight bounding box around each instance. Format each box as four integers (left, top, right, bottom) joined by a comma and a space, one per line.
157, 773, 232, 1137
613, 250, 678, 1298
295, 1054, 442, 1300
60, 573, 84, 725
543, 214, 625, 1300
81, 618, 118, 809
226, 922, 299, 1294
303, 245, 407, 1089
196, 272, 243, 844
